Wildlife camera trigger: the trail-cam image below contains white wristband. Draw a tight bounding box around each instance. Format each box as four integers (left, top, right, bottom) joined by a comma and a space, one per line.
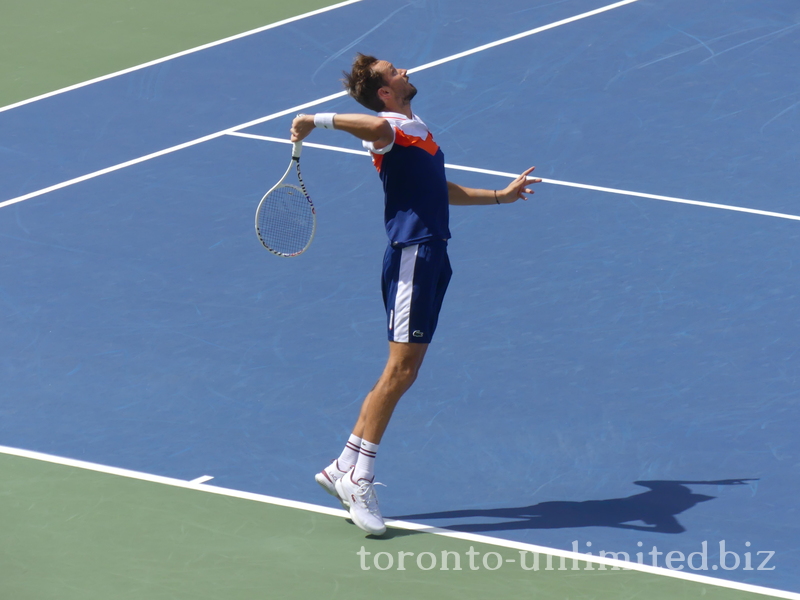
314, 113, 336, 130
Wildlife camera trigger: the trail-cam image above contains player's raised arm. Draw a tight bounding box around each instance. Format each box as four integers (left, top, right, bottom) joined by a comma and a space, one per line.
290, 113, 394, 149
447, 167, 542, 205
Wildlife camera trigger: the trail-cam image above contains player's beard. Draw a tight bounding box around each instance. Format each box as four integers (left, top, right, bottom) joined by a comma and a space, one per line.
404, 83, 418, 104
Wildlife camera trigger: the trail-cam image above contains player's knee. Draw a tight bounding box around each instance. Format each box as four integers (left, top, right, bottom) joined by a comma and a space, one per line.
398, 365, 419, 386
389, 361, 419, 386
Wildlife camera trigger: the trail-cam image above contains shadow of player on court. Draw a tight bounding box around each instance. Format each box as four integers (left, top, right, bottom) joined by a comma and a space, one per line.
390, 479, 757, 534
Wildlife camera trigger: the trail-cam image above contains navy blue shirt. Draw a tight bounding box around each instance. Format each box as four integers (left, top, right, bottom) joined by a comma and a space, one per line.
363, 112, 451, 247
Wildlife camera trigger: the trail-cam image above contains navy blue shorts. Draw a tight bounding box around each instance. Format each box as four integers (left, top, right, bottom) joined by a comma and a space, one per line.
382, 241, 452, 344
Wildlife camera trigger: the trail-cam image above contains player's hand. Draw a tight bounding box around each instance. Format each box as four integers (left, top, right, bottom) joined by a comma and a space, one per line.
290, 114, 316, 142
497, 167, 542, 203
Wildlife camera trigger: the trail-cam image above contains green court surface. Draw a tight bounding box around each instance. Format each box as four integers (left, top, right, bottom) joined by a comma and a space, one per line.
0, 0, 341, 107
0, 453, 781, 600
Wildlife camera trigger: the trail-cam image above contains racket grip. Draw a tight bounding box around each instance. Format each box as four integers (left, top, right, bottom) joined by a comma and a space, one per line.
292, 141, 303, 159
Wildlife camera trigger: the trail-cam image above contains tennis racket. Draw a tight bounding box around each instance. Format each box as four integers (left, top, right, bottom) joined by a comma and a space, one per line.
255, 140, 316, 257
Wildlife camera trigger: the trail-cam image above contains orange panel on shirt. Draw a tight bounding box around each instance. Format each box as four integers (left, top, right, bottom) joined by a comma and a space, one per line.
371, 129, 440, 172
394, 128, 440, 155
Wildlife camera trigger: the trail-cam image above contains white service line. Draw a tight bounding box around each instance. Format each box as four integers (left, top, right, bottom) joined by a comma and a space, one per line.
446, 165, 800, 222
229, 132, 800, 222
0, 443, 797, 599
0, 0, 641, 210
0, 0, 364, 115
231, 131, 371, 157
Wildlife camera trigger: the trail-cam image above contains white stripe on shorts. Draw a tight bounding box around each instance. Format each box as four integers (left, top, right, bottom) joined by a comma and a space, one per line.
393, 244, 419, 343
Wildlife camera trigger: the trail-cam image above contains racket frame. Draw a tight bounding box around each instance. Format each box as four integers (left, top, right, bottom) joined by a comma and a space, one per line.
255, 140, 317, 257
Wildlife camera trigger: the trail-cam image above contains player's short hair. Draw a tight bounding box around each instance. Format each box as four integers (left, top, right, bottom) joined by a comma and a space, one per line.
342, 54, 387, 112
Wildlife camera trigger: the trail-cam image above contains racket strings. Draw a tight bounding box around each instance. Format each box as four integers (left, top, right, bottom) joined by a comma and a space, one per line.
256, 184, 315, 256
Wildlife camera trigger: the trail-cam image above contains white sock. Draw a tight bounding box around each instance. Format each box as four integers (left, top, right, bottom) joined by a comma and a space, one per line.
335, 434, 362, 472
353, 440, 379, 482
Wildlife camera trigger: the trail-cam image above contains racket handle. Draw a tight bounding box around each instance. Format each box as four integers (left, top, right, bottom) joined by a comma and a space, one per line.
292, 141, 303, 159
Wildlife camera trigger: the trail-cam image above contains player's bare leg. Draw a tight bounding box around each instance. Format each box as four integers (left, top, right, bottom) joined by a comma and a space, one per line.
353, 341, 428, 444
333, 341, 428, 535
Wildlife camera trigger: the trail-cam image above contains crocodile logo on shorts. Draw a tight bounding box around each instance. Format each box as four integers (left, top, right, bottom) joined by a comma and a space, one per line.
412, 330, 424, 338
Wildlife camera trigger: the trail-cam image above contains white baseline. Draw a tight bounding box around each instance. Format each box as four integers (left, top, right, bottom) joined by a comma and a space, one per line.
0, 444, 798, 600
0, 0, 641, 210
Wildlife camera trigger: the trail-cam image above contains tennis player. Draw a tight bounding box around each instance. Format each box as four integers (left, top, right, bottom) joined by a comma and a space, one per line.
290, 54, 540, 535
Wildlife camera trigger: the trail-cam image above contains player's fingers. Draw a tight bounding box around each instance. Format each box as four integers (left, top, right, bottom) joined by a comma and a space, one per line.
290, 125, 309, 142
511, 168, 533, 185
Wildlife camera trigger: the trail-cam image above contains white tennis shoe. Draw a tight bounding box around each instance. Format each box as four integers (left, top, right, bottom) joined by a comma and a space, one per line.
315, 461, 350, 509
335, 468, 386, 536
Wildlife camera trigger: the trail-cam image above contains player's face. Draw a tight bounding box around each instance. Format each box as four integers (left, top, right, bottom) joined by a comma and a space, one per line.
375, 60, 417, 106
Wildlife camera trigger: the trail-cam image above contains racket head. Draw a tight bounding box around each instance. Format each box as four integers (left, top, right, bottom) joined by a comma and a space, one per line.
255, 182, 316, 257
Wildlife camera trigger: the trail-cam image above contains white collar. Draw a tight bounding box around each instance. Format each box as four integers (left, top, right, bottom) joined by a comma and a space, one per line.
379, 111, 418, 121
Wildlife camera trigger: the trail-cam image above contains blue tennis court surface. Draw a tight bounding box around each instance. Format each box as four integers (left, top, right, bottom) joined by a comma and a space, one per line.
2, 0, 799, 593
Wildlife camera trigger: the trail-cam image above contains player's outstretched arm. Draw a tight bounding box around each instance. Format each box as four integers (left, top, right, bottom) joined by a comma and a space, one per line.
448, 167, 542, 206
290, 113, 394, 149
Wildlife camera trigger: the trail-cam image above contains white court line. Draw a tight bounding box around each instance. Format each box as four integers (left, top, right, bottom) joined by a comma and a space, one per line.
406, 0, 641, 74
230, 132, 800, 222
231, 132, 372, 156
190, 475, 215, 484
0, 92, 345, 210
0, 443, 797, 599
0, 0, 640, 211
0, 0, 364, 115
